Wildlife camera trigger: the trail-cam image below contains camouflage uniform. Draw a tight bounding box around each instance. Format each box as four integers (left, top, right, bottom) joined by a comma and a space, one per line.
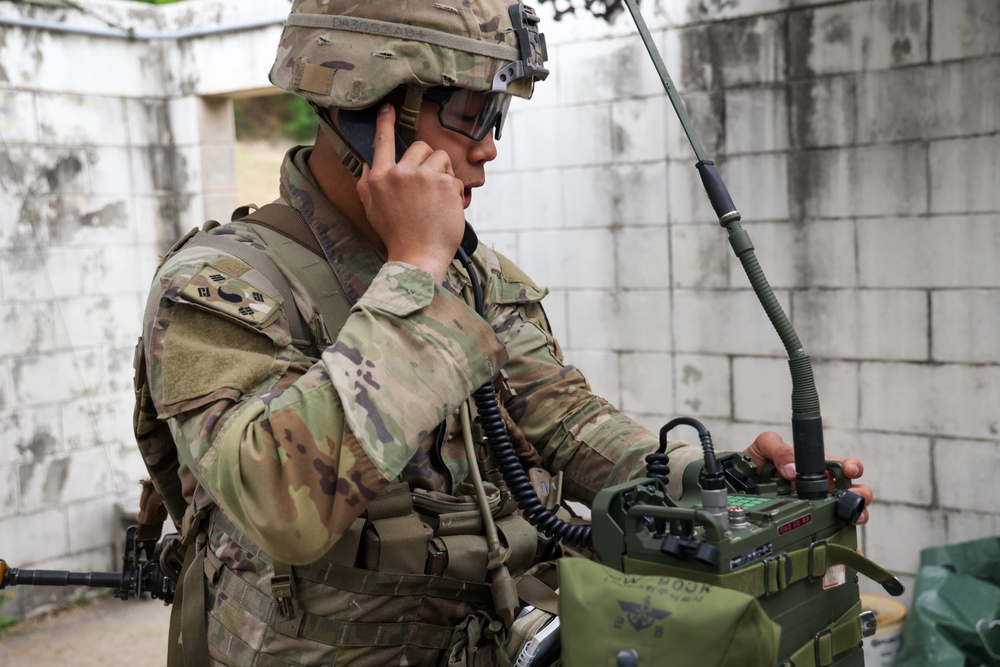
141, 146, 700, 665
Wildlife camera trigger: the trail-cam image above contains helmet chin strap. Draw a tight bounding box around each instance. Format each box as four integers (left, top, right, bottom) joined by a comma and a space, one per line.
312, 85, 426, 179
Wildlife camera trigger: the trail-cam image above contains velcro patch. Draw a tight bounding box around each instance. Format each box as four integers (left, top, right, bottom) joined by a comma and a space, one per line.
180, 265, 280, 327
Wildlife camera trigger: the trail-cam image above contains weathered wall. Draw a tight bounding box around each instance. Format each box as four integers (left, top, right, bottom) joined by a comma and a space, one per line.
475, 0, 1000, 602
0, 0, 996, 619
0, 0, 285, 617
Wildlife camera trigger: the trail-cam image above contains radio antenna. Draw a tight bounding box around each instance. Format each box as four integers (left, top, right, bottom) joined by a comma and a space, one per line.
621, 0, 828, 499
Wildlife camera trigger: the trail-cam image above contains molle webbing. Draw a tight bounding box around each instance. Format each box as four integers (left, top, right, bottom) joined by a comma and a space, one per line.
285, 14, 520, 62
241, 203, 357, 345
209, 508, 492, 654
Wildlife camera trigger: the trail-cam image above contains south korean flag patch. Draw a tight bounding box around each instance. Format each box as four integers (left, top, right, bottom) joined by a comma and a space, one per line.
180, 264, 280, 326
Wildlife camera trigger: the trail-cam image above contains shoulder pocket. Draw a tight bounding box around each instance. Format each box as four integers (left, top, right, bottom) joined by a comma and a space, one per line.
493, 250, 548, 305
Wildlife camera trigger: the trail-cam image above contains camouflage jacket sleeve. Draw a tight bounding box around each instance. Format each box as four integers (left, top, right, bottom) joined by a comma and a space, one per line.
144, 239, 508, 565
479, 248, 701, 505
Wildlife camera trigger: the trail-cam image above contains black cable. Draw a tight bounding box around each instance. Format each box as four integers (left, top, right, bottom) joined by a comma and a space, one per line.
457, 248, 592, 549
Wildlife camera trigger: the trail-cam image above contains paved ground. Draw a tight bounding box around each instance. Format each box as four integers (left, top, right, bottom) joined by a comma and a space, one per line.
0, 594, 171, 666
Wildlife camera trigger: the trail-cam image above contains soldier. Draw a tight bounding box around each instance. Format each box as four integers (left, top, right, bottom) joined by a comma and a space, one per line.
135, 1, 872, 665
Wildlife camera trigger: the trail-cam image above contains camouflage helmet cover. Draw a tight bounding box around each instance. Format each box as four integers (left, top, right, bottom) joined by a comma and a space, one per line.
270, 1, 549, 110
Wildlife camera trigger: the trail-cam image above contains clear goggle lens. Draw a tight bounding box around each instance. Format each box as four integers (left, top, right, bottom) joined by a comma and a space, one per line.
424, 87, 512, 141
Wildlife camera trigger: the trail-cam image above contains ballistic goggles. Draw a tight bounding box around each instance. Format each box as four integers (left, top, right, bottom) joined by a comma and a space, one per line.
423, 87, 512, 141
421, 4, 548, 142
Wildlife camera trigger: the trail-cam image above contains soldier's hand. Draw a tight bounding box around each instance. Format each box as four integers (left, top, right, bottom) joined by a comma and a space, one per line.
357, 104, 466, 283
743, 431, 873, 525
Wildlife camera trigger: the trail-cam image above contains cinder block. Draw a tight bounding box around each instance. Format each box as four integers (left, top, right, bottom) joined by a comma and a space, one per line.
858, 215, 1000, 288
728, 219, 858, 289
41, 197, 133, 250
931, 290, 1000, 363
511, 104, 612, 170
860, 362, 1000, 440
610, 97, 667, 163
664, 88, 725, 159
52, 295, 141, 351
620, 351, 674, 416
861, 59, 1000, 142
103, 346, 134, 395
0, 359, 9, 413
933, 438, 1000, 512
669, 0, 789, 24
0, 508, 69, 565
0, 406, 65, 464
673, 289, 789, 356
724, 153, 791, 221
791, 144, 929, 219
0, 302, 57, 357
11, 350, 104, 407
674, 353, 731, 419
618, 226, 671, 289
565, 290, 672, 352
792, 289, 929, 360
867, 0, 929, 70
86, 146, 133, 197
0, 464, 17, 518
670, 224, 731, 289
725, 86, 790, 154
733, 356, 793, 425
473, 168, 564, 233
19, 455, 70, 512
35, 93, 129, 147
565, 349, 621, 409
931, 0, 1000, 61
2, 245, 141, 301
560, 163, 670, 229
788, 75, 859, 149
851, 432, 933, 505
67, 496, 120, 555
930, 136, 1000, 214
788, 3, 867, 78
860, 502, 946, 576
62, 394, 135, 452
557, 36, 666, 106
517, 229, 616, 289
0, 90, 39, 144
945, 510, 1000, 546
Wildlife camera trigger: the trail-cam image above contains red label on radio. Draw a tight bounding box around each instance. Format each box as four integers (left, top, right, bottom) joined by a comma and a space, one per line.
777, 514, 813, 535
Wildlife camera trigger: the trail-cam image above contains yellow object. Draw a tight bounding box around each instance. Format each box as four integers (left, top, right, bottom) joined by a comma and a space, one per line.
861, 593, 908, 667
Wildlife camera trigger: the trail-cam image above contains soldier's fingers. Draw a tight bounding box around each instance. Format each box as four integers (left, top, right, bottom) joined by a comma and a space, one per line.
370, 104, 397, 170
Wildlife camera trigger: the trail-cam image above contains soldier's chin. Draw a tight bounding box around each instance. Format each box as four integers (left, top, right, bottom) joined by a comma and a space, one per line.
464, 188, 472, 209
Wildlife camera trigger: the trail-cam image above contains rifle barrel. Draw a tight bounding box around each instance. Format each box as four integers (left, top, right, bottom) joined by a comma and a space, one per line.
3, 567, 123, 589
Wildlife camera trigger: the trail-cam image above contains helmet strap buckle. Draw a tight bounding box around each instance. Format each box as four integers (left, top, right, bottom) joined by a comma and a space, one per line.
396, 85, 425, 146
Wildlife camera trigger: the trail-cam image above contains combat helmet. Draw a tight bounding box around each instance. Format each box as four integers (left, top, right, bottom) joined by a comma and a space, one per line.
269, 0, 549, 173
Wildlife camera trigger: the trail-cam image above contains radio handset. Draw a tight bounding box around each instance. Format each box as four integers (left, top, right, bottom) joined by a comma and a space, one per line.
336, 107, 480, 260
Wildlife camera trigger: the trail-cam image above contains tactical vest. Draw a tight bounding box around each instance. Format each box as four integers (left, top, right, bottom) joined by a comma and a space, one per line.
133, 203, 566, 667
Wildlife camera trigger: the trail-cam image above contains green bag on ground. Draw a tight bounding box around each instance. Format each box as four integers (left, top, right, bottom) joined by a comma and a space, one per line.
894, 536, 1000, 667
558, 558, 780, 667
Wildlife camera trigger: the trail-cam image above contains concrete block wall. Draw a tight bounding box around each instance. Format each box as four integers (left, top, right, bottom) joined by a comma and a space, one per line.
475, 0, 1000, 602
0, 0, 285, 618
0, 0, 996, 620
